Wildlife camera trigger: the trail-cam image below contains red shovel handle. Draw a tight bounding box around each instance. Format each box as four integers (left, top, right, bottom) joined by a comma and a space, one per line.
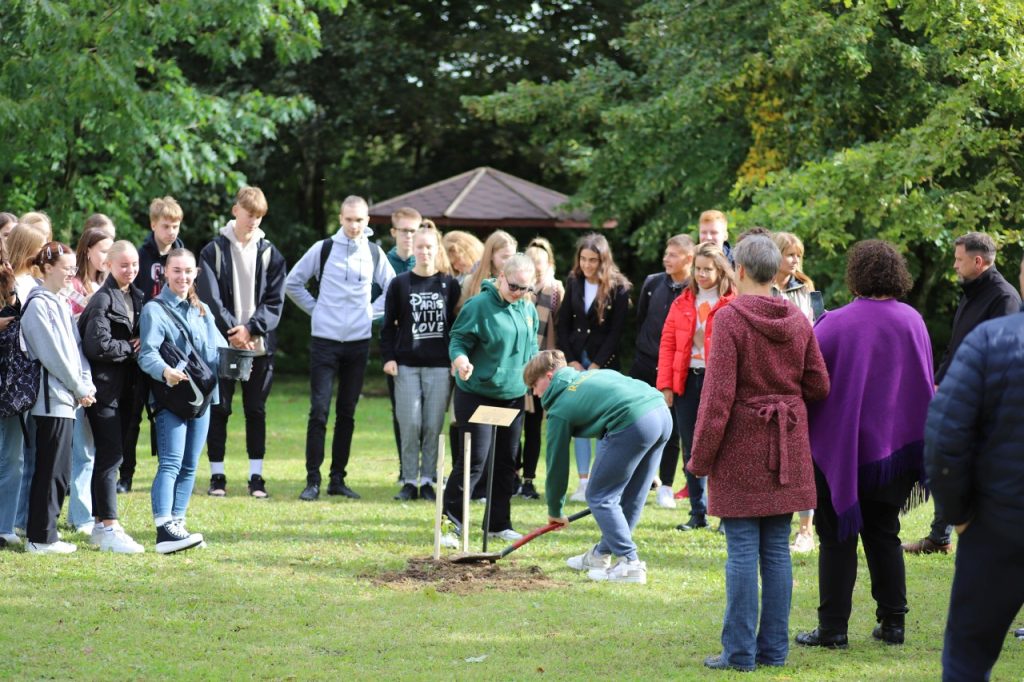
498, 508, 593, 559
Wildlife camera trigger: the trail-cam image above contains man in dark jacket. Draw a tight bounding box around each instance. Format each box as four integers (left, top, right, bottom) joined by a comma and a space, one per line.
924, 285, 1024, 681
905, 232, 1021, 555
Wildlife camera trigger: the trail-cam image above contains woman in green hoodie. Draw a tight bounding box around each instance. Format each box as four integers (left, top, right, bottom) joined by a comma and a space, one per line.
524, 349, 671, 584
442, 254, 538, 546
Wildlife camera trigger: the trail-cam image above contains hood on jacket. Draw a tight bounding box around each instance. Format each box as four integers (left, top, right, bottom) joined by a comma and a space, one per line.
729, 295, 806, 344
480, 278, 508, 306
220, 221, 266, 248
333, 225, 375, 246
541, 366, 579, 411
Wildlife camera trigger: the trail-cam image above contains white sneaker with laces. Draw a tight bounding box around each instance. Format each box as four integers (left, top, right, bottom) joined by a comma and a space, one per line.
790, 530, 815, 553
655, 485, 677, 509
588, 558, 647, 584
75, 521, 95, 534
567, 547, 611, 571
440, 532, 460, 549
98, 527, 145, 554
1, 533, 22, 547
569, 479, 588, 502
27, 540, 77, 554
487, 528, 524, 542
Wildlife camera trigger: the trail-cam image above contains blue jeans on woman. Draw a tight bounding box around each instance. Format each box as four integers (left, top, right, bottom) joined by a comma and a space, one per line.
14, 415, 36, 531
151, 409, 210, 522
720, 514, 794, 669
0, 414, 25, 536
587, 405, 672, 561
68, 407, 95, 528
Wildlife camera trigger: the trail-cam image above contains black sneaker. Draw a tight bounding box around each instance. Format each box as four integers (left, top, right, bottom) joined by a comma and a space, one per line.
327, 477, 361, 499
155, 521, 203, 554
299, 483, 320, 501
676, 516, 708, 531
419, 483, 436, 501
247, 474, 269, 499
519, 480, 540, 499
116, 479, 132, 494
394, 483, 418, 501
207, 474, 227, 497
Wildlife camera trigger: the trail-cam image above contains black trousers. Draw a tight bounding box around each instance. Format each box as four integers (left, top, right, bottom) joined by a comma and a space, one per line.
518, 401, 543, 480
207, 354, 274, 462
629, 361, 682, 485
118, 366, 149, 482
28, 416, 74, 544
304, 337, 369, 485
86, 400, 130, 521
814, 467, 911, 633
443, 388, 524, 533
942, 518, 1024, 682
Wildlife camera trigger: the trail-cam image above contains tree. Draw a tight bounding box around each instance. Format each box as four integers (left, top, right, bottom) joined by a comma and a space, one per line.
0, 0, 344, 241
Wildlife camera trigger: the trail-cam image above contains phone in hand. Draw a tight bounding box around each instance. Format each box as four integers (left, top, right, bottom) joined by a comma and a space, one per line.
174, 359, 188, 372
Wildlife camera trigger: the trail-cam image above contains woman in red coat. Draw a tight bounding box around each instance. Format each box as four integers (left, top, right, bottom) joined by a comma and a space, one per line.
687, 236, 829, 672
656, 242, 736, 530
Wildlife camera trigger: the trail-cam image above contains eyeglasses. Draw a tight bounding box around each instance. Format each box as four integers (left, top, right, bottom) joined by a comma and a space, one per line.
394, 228, 417, 235
506, 281, 533, 294
62, 265, 79, 275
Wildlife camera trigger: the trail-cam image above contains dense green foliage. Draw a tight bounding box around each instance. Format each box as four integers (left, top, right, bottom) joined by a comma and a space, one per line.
468, 0, 1024, 336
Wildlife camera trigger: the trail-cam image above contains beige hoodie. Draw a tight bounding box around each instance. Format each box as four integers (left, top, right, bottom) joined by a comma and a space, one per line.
221, 221, 266, 353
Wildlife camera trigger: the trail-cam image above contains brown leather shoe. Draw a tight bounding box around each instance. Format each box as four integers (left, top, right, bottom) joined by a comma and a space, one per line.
901, 537, 952, 554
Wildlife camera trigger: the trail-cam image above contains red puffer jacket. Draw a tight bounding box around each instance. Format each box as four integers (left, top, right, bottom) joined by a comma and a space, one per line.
656, 288, 735, 395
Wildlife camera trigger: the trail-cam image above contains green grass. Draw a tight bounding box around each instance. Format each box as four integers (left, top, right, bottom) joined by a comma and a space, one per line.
1, 376, 1021, 680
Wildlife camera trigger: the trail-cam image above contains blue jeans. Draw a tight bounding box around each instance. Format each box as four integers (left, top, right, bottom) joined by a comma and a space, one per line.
721, 514, 794, 668
14, 415, 36, 530
0, 415, 25, 535
151, 408, 210, 521
68, 407, 95, 528
587, 406, 671, 561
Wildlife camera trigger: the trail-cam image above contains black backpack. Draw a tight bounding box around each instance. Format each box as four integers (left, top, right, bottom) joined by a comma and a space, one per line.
312, 238, 384, 302
0, 299, 41, 419
146, 299, 218, 420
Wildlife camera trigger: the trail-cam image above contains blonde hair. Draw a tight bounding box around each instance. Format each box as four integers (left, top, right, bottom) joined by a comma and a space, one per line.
106, 240, 138, 263
235, 187, 268, 217
149, 196, 183, 224
690, 242, 737, 298
699, 210, 727, 226
6, 224, 47, 277
666, 233, 695, 255
570, 232, 632, 325
391, 206, 422, 225
340, 195, 368, 213
458, 230, 516, 309
442, 230, 484, 275
20, 211, 52, 240
772, 232, 814, 290
414, 222, 452, 275
522, 349, 567, 388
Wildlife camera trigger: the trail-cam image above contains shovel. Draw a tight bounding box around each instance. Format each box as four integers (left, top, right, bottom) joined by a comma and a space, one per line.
450, 508, 592, 564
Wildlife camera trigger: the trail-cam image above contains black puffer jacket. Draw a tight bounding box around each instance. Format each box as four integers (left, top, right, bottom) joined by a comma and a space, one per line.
78, 275, 144, 406
925, 312, 1024, 542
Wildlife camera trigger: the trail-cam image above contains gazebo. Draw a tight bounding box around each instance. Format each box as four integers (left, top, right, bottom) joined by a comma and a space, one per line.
368, 166, 615, 230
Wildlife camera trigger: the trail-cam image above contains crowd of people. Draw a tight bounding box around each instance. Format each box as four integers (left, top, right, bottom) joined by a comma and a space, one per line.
0, 197, 1021, 679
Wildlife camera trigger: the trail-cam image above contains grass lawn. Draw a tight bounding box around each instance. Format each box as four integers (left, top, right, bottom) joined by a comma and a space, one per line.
1, 375, 1021, 680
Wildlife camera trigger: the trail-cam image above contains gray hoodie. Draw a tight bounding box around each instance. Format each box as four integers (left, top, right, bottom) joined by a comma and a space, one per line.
20, 286, 94, 418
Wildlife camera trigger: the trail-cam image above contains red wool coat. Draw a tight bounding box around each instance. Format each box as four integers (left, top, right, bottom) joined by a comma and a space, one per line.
656, 288, 736, 395
687, 296, 830, 518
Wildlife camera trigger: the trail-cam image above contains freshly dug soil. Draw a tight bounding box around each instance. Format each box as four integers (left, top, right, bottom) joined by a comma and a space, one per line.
372, 557, 563, 594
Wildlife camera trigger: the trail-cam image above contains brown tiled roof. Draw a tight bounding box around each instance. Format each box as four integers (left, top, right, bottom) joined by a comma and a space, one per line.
368, 167, 614, 228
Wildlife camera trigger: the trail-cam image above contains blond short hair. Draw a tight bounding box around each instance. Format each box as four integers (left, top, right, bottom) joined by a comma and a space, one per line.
522, 350, 567, 388
699, 210, 727, 226
391, 206, 422, 225
235, 187, 268, 217
149, 196, 183, 224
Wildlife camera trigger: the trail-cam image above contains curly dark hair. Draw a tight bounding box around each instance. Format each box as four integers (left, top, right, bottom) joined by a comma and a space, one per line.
845, 240, 913, 299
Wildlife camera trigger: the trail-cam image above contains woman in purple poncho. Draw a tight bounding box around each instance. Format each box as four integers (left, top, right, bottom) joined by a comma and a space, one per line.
796, 240, 934, 650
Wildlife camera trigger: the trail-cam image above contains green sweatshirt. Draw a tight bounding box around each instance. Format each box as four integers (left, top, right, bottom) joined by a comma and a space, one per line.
542, 367, 665, 518
449, 278, 539, 400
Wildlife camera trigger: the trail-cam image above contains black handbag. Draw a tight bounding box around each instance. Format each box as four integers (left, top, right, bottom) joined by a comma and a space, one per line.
147, 299, 217, 420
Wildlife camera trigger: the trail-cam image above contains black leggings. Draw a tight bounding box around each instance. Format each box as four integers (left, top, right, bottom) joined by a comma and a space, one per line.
443, 388, 524, 533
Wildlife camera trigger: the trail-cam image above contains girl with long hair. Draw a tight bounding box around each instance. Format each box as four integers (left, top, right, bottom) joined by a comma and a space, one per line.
457, 230, 516, 311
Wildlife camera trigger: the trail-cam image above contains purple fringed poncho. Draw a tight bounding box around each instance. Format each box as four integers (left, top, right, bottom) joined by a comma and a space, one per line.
808, 298, 934, 541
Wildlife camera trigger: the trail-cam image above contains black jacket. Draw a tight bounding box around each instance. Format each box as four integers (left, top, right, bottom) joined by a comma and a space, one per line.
632, 272, 687, 373
137, 234, 185, 302
925, 312, 1024, 541
78, 275, 144, 406
556, 274, 629, 369
935, 266, 1021, 383
196, 234, 287, 354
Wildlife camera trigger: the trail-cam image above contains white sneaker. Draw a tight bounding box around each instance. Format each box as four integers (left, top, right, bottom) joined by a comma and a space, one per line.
75, 522, 96, 534
569, 480, 588, 502
790, 530, 815, 554
588, 558, 647, 584
98, 527, 145, 554
27, 540, 77, 554
0, 533, 22, 547
90, 524, 106, 547
566, 547, 611, 571
440, 532, 460, 549
655, 485, 677, 509
487, 528, 524, 542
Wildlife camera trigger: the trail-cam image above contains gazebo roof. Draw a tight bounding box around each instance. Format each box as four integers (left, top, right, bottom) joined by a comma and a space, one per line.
368, 166, 614, 229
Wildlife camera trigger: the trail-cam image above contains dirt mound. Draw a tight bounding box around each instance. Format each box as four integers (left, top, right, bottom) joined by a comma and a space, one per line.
372, 557, 564, 594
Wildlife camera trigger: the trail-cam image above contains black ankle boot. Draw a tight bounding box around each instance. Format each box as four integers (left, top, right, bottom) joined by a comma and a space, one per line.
872, 615, 905, 645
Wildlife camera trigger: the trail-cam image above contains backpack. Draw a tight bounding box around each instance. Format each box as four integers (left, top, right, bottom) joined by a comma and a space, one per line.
0, 300, 42, 419
146, 299, 218, 420
312, 238, 384, 302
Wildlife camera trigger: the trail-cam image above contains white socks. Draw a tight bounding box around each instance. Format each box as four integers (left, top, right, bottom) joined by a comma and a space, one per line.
210, 462, 225, 476
249, 459, 263, 477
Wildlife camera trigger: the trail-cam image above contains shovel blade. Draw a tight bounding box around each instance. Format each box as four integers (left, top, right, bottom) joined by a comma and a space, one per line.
450, 552, 501, 564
